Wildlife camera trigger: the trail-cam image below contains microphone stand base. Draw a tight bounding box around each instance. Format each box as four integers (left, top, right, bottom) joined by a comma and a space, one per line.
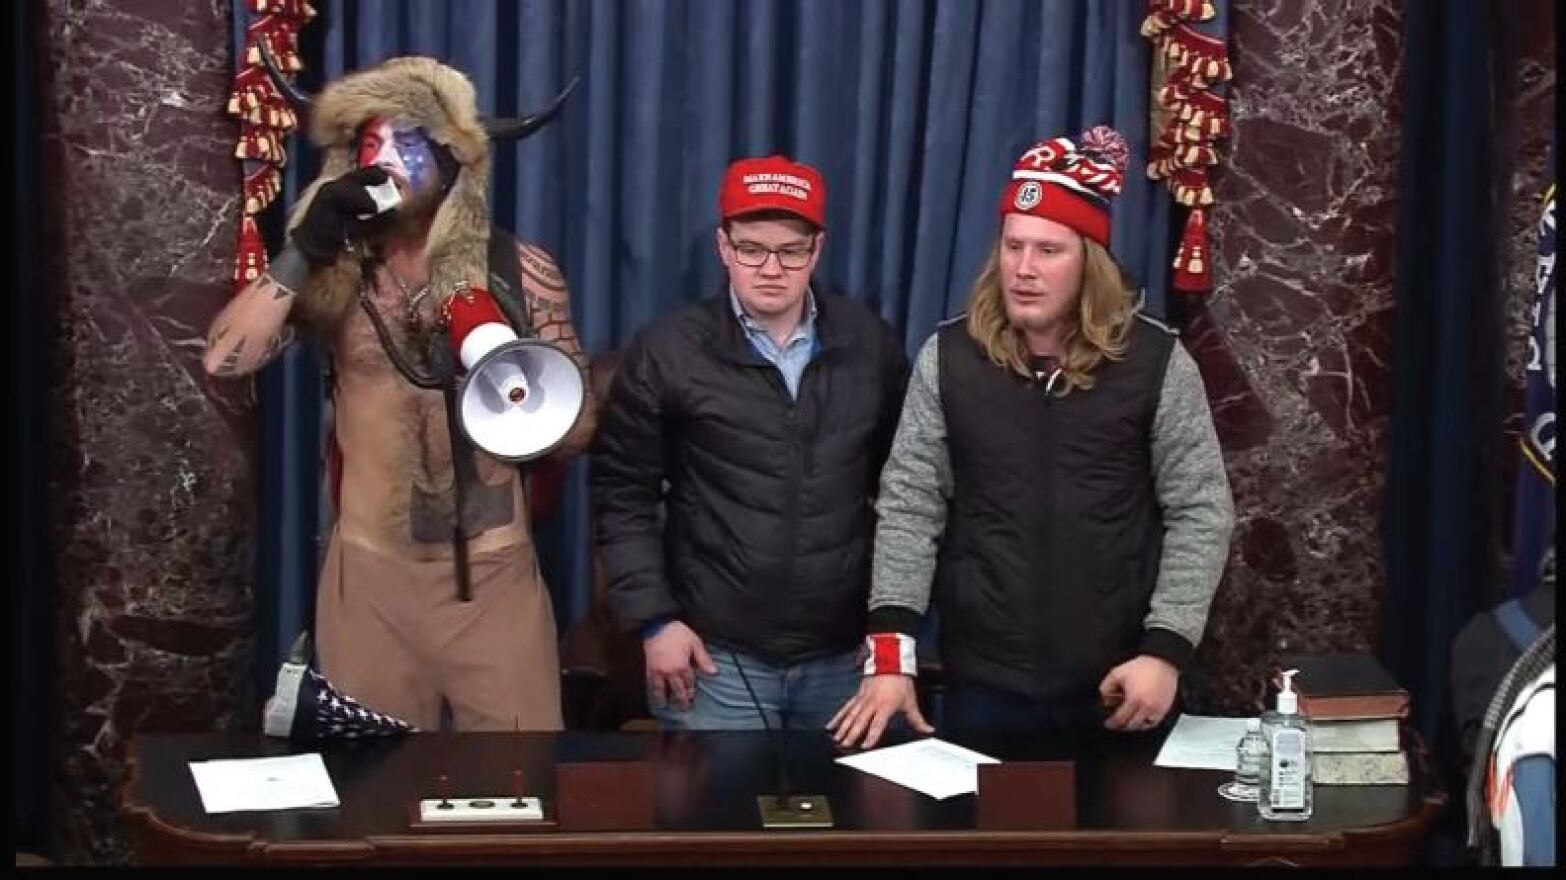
407, 796, 558, 832
757, 794, 834, 829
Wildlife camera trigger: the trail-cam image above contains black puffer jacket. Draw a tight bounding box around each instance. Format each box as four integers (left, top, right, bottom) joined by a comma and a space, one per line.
592, 289, 908, 664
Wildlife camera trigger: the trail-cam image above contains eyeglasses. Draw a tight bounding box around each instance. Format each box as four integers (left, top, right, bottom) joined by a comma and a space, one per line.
727, 235, 816, 270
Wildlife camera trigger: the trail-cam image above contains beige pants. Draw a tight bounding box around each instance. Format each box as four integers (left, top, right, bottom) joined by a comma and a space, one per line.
315, 529, 563, 731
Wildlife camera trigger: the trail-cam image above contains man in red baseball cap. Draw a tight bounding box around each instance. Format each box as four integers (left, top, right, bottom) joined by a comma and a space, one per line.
830, 127, 1235, 749
716, 154, 828, 328
593, 154, 910, 731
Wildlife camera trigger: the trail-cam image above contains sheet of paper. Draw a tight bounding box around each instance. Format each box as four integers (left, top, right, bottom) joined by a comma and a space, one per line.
835, 737, 1001, 800
1153, 714, 1254, 771
188, 753, 340, 814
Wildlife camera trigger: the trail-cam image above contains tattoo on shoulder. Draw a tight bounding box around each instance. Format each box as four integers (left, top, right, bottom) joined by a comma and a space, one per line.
517, 243, 567, 295
515, 243, 583, 365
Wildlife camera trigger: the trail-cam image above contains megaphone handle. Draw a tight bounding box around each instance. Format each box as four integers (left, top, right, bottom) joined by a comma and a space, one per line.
435, 332, 475, 603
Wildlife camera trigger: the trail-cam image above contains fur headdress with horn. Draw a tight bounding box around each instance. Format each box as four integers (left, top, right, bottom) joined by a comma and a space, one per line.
264, 47, 575, 333
287, 56, 490, 331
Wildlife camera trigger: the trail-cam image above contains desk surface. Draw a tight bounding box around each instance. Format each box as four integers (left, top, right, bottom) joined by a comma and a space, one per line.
123, 728, 1444, 866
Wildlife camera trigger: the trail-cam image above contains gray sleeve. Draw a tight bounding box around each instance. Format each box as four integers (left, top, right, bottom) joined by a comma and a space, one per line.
1144, 341, 1236, 650
869, 335, 952, 624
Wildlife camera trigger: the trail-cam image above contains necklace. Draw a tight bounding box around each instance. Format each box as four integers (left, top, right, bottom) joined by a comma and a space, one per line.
386, 268, 431, 329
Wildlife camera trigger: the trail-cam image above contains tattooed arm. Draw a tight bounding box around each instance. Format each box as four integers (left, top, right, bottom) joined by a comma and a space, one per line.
201, 270, 300, 378
516, 242, 597, 457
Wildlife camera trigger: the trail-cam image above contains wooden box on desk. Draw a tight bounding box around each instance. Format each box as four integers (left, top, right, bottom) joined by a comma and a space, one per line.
976, 761, 1077, 830
555, 761, 655, 831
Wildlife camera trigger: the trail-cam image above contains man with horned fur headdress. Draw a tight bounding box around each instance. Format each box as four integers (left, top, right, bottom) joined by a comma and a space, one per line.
204, 55, 591, 731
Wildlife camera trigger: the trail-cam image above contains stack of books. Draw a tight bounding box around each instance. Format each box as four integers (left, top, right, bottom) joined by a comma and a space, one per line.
1281, 652, 1411, 785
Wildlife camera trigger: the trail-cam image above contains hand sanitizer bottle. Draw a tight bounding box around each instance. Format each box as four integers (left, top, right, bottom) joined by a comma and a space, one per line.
1258, 668, 1314, 821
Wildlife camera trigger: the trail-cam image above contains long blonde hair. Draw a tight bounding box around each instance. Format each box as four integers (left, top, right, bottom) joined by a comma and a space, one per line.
963, 237, 1137, 394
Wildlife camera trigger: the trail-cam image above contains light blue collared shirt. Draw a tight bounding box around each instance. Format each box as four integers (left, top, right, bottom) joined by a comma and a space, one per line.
729, 287, 819, 400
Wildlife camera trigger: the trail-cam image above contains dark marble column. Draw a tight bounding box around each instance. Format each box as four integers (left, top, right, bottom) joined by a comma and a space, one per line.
1180, 0, 1405, 713
42, 0, 255, 865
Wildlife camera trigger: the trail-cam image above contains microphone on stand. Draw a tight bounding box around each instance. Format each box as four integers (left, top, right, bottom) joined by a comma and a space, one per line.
728, 650, 834, 829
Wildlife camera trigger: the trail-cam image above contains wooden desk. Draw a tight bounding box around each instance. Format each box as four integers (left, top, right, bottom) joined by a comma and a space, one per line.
123, 728, 1444, 866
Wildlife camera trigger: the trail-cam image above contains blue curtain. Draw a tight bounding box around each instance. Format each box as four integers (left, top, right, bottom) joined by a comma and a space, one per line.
246, 0, 1177, 688
1384, 0, 1519, 751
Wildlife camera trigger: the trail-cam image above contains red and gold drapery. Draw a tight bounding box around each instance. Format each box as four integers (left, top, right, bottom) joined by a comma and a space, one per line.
1143, 0, 1232, 294
226, 0, 316, 293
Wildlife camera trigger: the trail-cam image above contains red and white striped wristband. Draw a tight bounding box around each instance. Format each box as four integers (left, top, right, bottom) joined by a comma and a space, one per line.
864, 633, 918, 676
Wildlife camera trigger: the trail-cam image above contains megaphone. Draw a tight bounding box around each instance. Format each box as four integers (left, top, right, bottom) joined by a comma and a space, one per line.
442, 284, 585, 462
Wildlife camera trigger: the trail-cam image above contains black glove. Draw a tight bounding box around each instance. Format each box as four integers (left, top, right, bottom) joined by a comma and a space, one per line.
290, 166, 399, 267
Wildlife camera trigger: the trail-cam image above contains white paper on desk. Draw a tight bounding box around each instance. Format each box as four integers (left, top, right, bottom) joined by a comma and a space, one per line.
1153, 714, 1254, 771
834, 737, 1001, 800
188, 753, 340, 814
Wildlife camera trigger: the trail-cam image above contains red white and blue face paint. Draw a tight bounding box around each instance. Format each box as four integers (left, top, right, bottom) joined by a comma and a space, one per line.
356, 117, 441, 195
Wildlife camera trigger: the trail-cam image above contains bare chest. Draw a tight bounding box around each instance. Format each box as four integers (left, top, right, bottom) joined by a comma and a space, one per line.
329, 286, 520, 546
335, 275, 441, 377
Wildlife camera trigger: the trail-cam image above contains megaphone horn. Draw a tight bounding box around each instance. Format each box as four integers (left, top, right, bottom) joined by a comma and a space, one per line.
442, 285, 586, 463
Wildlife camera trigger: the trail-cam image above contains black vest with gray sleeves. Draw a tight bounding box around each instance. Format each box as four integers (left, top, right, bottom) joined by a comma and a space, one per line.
934, 317, 1175, 701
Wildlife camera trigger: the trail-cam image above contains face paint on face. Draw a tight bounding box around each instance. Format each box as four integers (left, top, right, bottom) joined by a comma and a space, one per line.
355, 117, 441, 196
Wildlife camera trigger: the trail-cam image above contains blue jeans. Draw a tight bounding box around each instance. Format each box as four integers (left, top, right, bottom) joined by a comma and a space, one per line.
650, 646, 861, 731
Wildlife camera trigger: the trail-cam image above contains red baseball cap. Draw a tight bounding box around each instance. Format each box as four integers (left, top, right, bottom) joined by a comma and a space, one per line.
719, 155, 827, 229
